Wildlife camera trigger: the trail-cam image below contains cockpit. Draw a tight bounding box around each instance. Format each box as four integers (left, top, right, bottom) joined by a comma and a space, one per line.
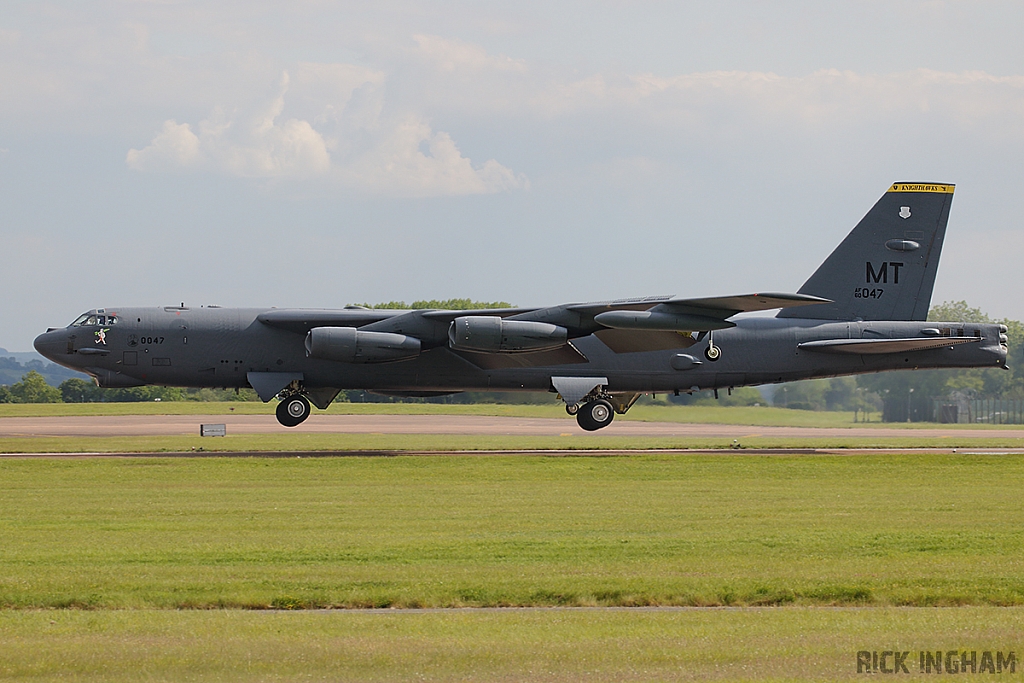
70, 310, 118, 327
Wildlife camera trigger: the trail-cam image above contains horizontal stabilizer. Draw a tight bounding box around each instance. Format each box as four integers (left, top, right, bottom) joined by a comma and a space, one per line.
798, 337, 979, 354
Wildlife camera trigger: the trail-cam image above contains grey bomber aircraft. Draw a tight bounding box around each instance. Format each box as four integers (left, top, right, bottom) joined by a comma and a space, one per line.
35, 182, 1008, 430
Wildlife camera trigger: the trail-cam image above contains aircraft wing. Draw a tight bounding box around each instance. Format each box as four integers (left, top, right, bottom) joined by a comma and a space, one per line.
419, 307, 538, 320
574, 292, 831, 333
569, 292, 828, 316
664, 292, 832, 316
257, 308, 402, 333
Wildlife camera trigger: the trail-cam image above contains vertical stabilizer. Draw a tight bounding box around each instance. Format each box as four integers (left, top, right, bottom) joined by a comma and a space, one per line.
777, 182, 954, 321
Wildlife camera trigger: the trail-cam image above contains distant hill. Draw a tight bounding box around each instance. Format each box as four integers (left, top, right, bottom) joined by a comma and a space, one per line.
0, 349, 91, 388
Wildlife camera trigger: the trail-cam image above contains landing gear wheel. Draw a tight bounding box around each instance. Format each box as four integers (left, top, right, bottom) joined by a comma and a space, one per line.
565, 403, 579, 416
577, 399, 615, 431
704, 343, 721, 362
276, 394, 310, 427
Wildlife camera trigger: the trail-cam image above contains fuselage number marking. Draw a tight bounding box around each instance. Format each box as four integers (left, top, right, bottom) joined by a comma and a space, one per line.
140, 336, 164, 345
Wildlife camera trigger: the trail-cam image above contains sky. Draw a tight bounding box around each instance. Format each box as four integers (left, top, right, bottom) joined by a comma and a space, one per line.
3, 1, 1024, 351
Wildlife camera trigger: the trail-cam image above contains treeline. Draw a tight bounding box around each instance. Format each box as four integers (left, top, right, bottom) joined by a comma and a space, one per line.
0, 354, 85, 388
361, 299, 515, 310
0, 372, 259, 404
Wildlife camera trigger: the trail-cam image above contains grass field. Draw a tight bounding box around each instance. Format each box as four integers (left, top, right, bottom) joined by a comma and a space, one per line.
2, 454, 1022, 610
3, 453, 1023, 681
2, 607, 1022, 682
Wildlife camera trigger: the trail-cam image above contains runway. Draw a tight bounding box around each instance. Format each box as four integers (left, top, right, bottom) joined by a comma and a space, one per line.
3, 413, 1024, 438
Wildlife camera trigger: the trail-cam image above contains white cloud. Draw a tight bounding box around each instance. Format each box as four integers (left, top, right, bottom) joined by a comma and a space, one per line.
335, 117, 527, 197
632, 67, 1017, 113
412, 34, 527, 74
127, 72, 330, 178
126, 69, 526, 196
125, 120, 202, 171
551, 68, 1024, 136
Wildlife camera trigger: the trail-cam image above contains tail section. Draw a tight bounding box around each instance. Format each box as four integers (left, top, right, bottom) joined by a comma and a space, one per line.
777, 182, 954, 321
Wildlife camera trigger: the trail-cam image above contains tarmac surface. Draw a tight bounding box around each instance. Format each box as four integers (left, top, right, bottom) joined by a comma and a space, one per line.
2, 413, 1024, 439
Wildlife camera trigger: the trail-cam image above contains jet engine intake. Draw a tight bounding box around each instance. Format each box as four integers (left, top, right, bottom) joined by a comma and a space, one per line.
449, 316, 567, 353
305, 326, 420, 363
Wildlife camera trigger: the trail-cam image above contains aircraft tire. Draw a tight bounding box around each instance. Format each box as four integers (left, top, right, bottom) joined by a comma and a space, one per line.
577, 399, 614, 431
276, 395, 311, 427
704, 344, 721, 361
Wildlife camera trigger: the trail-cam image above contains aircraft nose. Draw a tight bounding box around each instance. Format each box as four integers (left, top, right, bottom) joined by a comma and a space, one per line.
33, 330, 67, 363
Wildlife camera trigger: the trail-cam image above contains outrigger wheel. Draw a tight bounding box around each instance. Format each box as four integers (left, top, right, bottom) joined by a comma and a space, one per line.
276, 394, 311, 427
576, 399, 615, 431
704, 331, 722, 362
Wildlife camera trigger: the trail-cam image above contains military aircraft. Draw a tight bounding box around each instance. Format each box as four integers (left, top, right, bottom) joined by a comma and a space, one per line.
34, 182, 1008, 430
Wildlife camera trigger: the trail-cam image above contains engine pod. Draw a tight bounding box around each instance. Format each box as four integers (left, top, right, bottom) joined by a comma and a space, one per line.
306, 326, 420, 363
448, 316, 567, 353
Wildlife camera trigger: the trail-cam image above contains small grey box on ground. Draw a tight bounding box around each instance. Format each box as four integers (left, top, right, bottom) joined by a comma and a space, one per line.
200, 424, 227, 437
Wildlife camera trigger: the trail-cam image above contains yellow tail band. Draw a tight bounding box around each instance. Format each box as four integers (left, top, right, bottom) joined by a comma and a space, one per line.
888, 183, 955, 194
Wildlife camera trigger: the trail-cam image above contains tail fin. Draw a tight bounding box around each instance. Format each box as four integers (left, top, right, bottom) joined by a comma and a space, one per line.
777, 182, 954, 321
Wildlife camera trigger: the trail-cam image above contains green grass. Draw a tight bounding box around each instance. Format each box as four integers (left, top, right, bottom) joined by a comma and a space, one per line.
2, 433, 1024, 454
6, 399, 1024, 429
1, 607, 1022, 682
1, 454, 1023, 610
3, 454, 1023, 682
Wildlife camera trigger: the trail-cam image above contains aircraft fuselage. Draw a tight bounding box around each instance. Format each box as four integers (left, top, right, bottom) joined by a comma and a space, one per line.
33, 305, 1007, 397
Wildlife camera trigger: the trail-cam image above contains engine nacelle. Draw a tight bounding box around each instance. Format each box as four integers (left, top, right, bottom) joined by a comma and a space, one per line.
305, 327, 420, 363
448, 316, 567, 353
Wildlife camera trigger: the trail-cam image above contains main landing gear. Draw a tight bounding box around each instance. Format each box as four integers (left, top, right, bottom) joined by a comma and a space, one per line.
574, 399, 615, 431
276, 393, 311, 427
563, 392, 639, 431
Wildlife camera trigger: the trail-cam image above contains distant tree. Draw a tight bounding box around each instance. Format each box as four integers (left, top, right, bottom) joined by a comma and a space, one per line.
669, 386, 764, 407
0, 385, 12, 403
9, 371, 62, 403
58, 380, 190, 403
928, 300, 993, 323
359, 299, 514, 310
104, 386, 184, 402
856, 301, 1024, 420
60, 378, 101, 403
773, 379, 828, 410
180, 387, 257, 402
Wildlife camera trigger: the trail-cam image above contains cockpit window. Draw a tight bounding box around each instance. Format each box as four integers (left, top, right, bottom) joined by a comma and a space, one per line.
70, 312, 117, 327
